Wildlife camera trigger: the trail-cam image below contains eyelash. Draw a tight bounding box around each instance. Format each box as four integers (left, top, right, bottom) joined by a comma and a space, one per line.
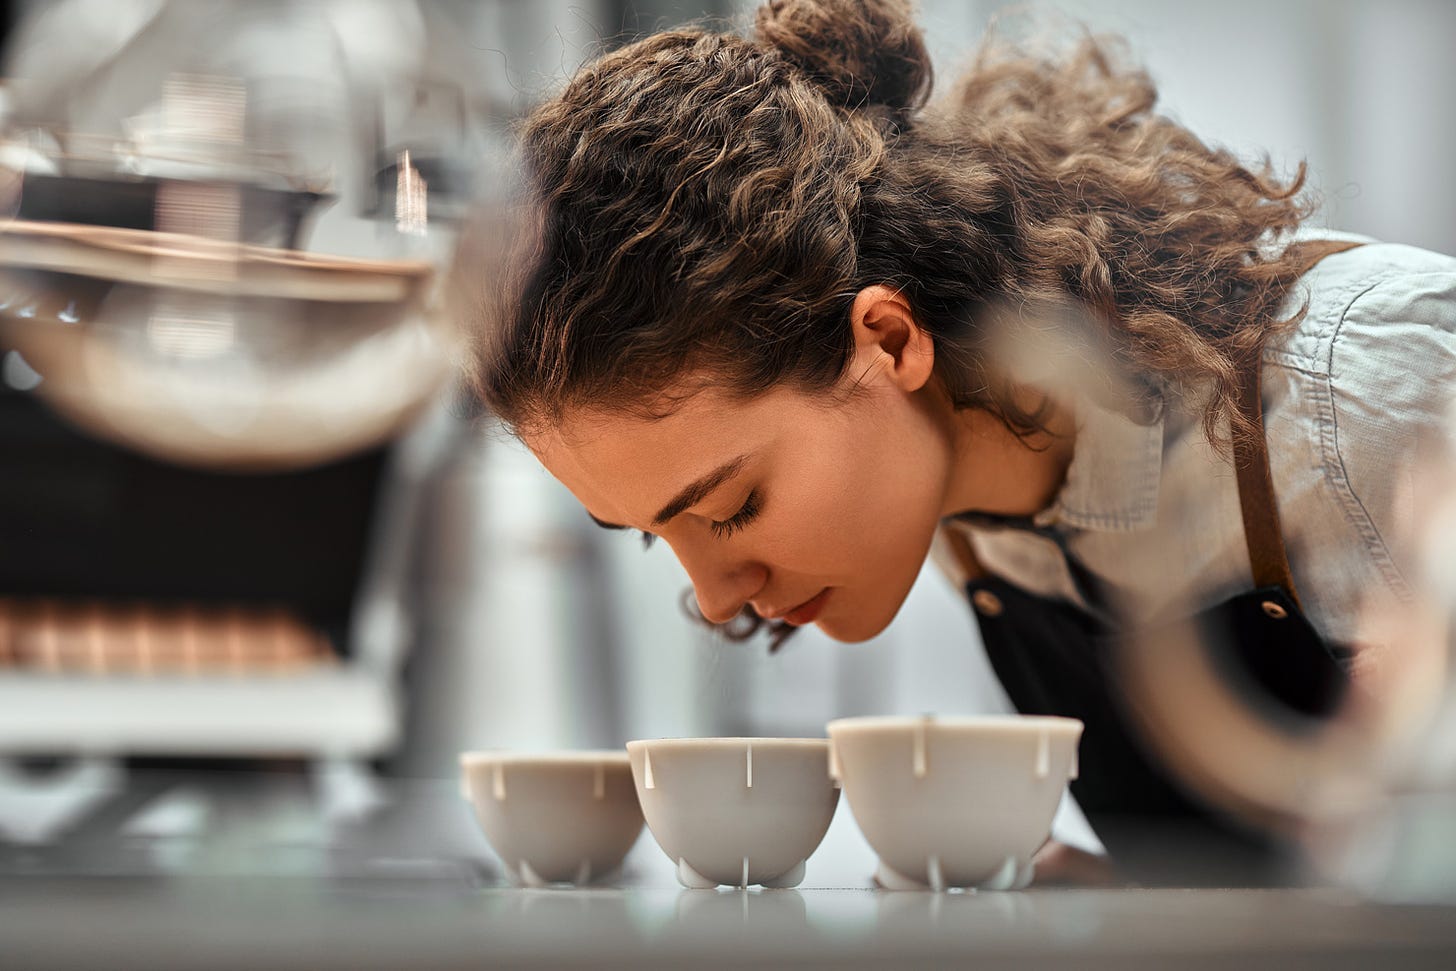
630, 489, 762, 550
709, 489, 762, 540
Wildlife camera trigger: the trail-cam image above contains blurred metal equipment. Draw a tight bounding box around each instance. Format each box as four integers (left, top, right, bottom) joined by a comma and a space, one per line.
0, 0, 507, 781
0, 0, 490, 471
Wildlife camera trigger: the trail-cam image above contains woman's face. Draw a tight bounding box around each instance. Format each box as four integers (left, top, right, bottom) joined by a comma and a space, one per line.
526, 375, 957, 642
524, 287, 975, 642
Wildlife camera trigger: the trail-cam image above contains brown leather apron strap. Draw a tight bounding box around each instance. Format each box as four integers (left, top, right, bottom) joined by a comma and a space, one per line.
1232, 239, 1364, 608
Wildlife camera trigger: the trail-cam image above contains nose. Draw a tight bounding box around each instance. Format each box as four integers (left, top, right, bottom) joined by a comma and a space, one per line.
674, 542, 768, 625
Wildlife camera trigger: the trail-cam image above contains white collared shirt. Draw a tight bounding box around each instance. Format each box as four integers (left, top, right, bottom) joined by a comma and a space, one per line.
935, 232, 1456, 649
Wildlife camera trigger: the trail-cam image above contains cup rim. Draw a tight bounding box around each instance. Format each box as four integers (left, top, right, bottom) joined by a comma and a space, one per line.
624, 737, 828, 752
458, 749, 632, 768
826, 714, 1083, 735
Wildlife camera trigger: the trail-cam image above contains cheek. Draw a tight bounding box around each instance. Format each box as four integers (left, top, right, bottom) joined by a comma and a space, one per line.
766, 406, 948, 575
846, 405, 948, 537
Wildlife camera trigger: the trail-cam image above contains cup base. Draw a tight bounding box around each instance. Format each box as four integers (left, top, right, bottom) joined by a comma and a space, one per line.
675, 857, 808, 890
504, 859, 622, 889
874, 855, 1035, 892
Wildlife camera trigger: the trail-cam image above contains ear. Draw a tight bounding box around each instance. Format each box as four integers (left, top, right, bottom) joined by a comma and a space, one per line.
848, 284, 936, 393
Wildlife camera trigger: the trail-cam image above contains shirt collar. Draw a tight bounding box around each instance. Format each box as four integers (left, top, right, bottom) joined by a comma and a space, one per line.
1031, 395, 1165, 532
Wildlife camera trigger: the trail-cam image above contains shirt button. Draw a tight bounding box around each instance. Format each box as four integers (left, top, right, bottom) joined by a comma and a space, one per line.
972, 590, 1004, 617
1261, 600, 1288, 620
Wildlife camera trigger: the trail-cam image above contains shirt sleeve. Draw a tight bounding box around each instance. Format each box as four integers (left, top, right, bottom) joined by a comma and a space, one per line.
1324, 256, 1456, 608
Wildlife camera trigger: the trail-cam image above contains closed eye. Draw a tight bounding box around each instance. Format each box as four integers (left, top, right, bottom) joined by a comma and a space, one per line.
589, 488, 763, 547
709, 488, 762, 540
587, 511, 657, 550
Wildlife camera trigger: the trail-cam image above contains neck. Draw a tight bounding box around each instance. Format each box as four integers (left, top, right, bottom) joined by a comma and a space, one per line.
939, 389, 1077, 520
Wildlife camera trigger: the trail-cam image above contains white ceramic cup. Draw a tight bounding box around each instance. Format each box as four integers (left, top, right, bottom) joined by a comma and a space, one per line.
625, 737, 839, 889
826, 715, 1084, 891
459, 750, 644, 887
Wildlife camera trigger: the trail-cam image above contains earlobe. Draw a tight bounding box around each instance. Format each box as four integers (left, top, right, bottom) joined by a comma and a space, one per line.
849, 285, 936, 393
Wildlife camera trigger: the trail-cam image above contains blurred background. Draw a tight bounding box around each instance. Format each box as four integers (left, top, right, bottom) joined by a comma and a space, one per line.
0, 0, 1452, 890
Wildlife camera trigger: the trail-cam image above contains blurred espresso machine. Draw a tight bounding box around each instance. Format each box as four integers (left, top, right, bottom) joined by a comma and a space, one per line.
0, 0, 520, 855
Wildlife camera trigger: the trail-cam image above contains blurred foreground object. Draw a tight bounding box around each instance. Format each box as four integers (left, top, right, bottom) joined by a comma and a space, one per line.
0, 0, 498, 470
0, 1, 513, 839
1301, 429, 1456, 903
1113, 426, 1456, 899
0, 220, 441, 468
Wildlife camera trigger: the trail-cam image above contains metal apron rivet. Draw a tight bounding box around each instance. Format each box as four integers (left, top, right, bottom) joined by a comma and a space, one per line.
972, 590, 1004, 617
1261, 600, 1288, 620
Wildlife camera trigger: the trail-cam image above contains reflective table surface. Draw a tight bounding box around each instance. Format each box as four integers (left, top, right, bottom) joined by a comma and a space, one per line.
10, 876, 1456, 970
4, 763, 1455, 970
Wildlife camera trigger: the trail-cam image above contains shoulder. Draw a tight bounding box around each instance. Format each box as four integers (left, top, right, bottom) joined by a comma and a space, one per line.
1264, 235, 1456, 607
1265, 234, 1456, 378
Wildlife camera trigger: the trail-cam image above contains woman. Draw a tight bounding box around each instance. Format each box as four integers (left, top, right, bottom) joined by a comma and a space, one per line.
466, 0, 1456, 884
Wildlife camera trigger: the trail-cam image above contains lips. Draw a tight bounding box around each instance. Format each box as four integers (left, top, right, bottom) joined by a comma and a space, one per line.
775, 588, 830, 626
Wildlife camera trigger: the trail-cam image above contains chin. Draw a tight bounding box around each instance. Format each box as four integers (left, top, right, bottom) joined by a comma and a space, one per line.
812, 572, 920, 643
813, 606, 897, 644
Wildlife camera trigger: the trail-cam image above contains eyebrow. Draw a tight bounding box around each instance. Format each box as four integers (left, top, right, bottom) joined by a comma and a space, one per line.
586, 454, 752, 530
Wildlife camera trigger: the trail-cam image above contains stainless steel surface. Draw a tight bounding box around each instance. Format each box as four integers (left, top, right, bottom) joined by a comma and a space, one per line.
5, 879, 1454, 969
3, 767, 1454, 969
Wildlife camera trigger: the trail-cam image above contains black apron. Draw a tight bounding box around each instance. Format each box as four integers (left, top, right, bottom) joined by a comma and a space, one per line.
946, 240, 1364, 887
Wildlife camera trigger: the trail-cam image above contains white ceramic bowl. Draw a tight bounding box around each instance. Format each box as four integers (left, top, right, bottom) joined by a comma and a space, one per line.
625, 738, 839, 889
459, 750, 644, 887
827, 715, 1083, 890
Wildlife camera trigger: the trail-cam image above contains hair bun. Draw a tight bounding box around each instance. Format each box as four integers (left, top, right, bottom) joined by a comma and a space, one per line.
755, 0, 932, 113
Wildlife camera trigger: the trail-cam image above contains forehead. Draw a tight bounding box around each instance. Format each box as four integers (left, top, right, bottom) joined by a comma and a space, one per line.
529, 387, 762, 478
524, 385, 823, 520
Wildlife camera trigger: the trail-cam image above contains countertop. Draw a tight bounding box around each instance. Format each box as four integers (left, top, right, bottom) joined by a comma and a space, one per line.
4, 765, 1454, 969
7, 876, 1456, 970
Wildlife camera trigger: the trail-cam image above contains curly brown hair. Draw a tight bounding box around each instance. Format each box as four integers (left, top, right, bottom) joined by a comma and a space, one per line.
466, 0, 1321, 644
